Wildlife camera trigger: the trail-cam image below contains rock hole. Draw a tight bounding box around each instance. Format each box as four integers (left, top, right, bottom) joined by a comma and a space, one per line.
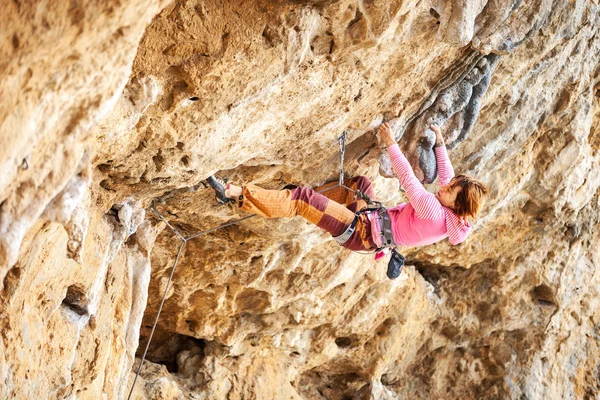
152, 153, 165, 172
2, 266, 21, 296
108, 204, 121, 222
181, 155, 190, 167
429, 8, 440, 20
62, 285, 89, 316
375, 318, 394, 337
151, 177, 171, 184
220, 31, 230, 55
99, 179, 114, 192
348, 9, 363, 29
262, 25, 277, 48
134, 141, 146, 152
346, 9, 367, 41
531, 284, 556, 307
249, 255, 263, 267
186, 319, 200, 332
12, 34, 19, 49
189, 96, 199, 101
441, 325, 460, 339
381, 373, 395, 385
247, 334, 259, 347
97, 163, 111, 173
419, 133, 436, 148
290, 351, 300, 357
155, 334, 205, 373
176, 141, 185, 150
335, 337, 352, 348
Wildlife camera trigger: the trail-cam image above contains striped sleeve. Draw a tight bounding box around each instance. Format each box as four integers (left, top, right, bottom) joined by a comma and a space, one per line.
435, 146, 455, 186
447, 215, 471, 245
387, 144, 444, 220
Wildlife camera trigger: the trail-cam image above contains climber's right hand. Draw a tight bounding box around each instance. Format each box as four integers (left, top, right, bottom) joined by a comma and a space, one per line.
378, 122, 396, 147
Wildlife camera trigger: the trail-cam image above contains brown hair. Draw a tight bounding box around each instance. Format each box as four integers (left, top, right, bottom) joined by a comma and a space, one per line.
449, 175, 488, 218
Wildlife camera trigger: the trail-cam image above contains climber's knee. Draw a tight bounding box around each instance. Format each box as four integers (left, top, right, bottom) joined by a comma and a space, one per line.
290, 186, 329, 225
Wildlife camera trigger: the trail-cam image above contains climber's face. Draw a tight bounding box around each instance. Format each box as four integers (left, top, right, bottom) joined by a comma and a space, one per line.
435, 183, 461, 209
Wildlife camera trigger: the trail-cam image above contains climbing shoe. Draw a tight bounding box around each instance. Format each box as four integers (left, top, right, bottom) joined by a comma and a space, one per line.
206, 176, 235, 205
387, 248, 405, 279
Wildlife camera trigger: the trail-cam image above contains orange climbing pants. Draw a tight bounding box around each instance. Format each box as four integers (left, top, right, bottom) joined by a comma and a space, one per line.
239, 176, 377, 251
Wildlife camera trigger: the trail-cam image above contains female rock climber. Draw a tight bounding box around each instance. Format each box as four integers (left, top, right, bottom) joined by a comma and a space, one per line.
206, 122, 488, 279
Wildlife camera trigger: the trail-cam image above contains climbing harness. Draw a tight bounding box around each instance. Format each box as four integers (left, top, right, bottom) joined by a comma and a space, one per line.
127, 131, 398, 398
378, 208, 396, 248
322, 132, 393, 251
333, 215, 359, 245
318, 132, 404, 275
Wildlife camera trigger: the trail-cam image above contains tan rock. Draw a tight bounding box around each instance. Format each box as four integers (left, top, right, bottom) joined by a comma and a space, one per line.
1, 0, 599, 399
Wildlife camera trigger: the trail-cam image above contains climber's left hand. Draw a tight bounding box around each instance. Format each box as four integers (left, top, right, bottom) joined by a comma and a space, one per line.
431, 124, 444, 147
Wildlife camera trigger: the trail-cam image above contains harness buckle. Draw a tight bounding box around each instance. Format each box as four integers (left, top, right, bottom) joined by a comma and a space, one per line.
378, 208, 396, 247
333, 215, 359, 245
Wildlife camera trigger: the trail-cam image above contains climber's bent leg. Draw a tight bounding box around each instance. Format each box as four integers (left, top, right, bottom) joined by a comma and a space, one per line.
240, 184, 355, 237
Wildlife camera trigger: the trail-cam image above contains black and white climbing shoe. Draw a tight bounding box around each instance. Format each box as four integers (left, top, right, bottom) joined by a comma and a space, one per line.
386, 249, 405, 279
206, 176, 235, 205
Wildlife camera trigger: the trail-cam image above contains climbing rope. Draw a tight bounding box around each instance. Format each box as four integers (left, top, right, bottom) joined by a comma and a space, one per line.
126, 131, 367, 398
126, 208, 256, 400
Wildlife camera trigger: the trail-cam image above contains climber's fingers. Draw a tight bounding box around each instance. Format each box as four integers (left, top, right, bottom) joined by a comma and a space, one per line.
378, 122, 395, 146
430, 124, 441, 136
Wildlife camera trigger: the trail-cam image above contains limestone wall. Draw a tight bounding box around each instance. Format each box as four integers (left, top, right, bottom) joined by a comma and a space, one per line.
1, 0, 599, 399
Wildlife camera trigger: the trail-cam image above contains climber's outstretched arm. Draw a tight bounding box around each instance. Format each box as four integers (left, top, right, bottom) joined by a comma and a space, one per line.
378, 122, 444, 220
430, 125, 455, 186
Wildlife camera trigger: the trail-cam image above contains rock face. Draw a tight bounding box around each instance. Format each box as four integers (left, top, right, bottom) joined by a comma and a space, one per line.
1, 0, 599, 399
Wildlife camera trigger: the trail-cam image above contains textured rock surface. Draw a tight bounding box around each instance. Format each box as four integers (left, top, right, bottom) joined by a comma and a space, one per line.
1, 0, 600, 399
0, 1, 167, 398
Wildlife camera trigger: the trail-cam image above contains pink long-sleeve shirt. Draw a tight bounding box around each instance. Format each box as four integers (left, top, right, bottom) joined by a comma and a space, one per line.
385, 143, 471, 247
